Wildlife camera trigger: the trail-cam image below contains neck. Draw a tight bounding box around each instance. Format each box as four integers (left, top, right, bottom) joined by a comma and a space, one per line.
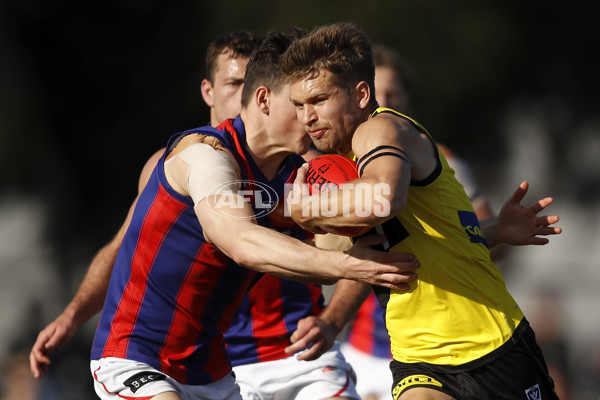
240, 109, 289, 181
366, 103, 379, 119
335, 106, 375, 156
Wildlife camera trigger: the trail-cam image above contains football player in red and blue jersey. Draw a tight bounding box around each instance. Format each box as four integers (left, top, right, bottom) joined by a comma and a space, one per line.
31, 29, 420, 400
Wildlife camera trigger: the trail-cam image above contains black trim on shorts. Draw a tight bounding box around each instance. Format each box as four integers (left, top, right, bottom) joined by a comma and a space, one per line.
390, 319, 559, 400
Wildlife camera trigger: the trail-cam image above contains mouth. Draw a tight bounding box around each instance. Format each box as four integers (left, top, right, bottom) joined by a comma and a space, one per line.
307, 127, 326, 139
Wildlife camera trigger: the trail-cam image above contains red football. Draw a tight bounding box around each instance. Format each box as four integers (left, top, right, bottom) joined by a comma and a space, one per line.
306, 154, 371, 237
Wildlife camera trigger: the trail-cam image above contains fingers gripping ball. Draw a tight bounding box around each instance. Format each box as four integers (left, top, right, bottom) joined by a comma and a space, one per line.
306, 154, 371, 237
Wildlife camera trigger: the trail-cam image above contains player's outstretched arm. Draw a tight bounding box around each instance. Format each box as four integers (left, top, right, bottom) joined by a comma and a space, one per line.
29, 239, 119, 378
29, 149, 164, 379
481, 181, 561, 248
165, 140, 418, 286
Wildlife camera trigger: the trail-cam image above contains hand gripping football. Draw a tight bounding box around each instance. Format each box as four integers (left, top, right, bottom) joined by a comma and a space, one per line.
306, 154, 372, 237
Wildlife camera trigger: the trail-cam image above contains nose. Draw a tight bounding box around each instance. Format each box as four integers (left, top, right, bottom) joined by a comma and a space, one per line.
302, 105, 317, 126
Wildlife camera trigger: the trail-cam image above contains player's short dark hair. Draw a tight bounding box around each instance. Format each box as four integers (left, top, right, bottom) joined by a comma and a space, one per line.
280, 22, 376, 103
205, 30, 263, 83
241, 28, 307, 107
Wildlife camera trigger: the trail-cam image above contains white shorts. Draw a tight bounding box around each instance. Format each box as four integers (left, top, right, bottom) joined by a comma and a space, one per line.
232, 341, 359, 400
340, 342, 393, 400
91, 357, 242, 400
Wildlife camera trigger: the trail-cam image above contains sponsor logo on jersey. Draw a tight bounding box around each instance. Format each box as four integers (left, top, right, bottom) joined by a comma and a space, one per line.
457, 210, 487, 246
525, 383, 542, 400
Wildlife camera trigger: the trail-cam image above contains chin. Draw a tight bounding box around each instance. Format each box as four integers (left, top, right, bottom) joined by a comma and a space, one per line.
312, 140, 334, 153
297, 143, 312, 156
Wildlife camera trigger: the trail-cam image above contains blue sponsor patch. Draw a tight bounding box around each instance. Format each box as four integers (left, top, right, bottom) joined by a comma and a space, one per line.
457, 210, 487, 246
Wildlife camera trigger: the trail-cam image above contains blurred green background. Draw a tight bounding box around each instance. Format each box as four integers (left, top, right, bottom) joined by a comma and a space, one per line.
1, 0, 598, 399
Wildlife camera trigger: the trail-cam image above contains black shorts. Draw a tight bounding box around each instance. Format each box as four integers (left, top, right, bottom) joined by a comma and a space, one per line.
390, 325, 559, 400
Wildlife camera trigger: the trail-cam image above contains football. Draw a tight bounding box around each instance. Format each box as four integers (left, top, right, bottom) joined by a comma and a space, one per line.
306, 154, 372, 237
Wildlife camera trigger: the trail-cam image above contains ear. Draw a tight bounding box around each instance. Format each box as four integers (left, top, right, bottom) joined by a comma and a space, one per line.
255, 86, 270, 115
355, 81, 371, 110
201, 79, 214, 107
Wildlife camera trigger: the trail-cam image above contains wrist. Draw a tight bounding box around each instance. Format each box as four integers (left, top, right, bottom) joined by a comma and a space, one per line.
317, 313, 343, 336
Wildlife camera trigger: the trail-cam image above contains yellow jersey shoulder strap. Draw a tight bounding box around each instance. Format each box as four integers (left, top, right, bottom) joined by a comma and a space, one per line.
370, 107, 431, 137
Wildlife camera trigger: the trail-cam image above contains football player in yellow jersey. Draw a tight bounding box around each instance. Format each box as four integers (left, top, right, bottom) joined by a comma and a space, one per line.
282, 22, 562, 400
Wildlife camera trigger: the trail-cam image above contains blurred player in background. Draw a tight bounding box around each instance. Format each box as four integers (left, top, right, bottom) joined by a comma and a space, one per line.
200, 31, 263, 128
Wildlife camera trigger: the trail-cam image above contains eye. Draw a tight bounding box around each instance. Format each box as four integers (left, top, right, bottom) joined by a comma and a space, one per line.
227, 80, 244, 87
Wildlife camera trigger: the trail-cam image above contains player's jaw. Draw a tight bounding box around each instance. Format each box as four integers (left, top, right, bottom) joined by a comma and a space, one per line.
306, 123, 334, 153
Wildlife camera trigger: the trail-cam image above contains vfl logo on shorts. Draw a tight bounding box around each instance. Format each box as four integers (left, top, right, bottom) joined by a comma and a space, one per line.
525, 383, 542, 400
123, 371, 166, 393
392, 374, 442, 399
458, 210, 487, 246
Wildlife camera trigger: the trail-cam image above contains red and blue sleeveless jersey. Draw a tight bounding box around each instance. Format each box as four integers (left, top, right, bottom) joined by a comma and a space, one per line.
346, 291, 391, 359
226, 274, 323, 366
214, 119, 324, 366
91, 116, 318, 384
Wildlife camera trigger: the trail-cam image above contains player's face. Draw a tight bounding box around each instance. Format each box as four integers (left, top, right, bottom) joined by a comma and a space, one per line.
374, 66, 409, 113
269, 85, 312, 156
205, 53, 249, 126
289, 69, 360, 155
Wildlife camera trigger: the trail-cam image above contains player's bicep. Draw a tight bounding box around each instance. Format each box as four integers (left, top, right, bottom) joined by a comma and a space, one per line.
353, 123, 412, 211
195, 194, 257, 248
174, 143, 241, 205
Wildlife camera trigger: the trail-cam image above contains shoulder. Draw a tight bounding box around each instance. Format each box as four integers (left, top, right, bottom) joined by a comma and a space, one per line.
138, 148, 166, 192
352, 112, 420, 158
168, 133, 232, 162
437, 143, 455, 160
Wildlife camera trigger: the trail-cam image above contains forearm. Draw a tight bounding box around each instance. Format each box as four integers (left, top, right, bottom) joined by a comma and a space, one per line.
480, 216, 501, 249
293, 179, 396, 229
225, 223, 342, 284
319, 280, 371, 334
199, 196, 416, 289
64, 242, 117, 327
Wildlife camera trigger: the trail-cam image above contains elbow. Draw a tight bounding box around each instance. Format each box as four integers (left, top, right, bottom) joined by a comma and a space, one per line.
388, 196, 406, 217
226, 241, 256, 269
361, 194, 405, 226
212, 228, 257, 268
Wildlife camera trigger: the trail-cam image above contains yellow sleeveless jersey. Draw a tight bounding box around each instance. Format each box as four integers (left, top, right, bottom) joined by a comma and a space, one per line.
367, 108, 524, 367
